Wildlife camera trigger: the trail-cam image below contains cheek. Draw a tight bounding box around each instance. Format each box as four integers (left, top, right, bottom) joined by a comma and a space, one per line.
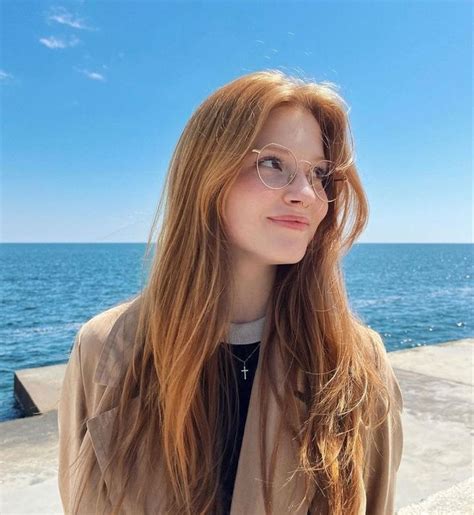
309, 202, 330, 240
317, 201, 329, 223
223, 175, 263, 238
227, 169, 269, 213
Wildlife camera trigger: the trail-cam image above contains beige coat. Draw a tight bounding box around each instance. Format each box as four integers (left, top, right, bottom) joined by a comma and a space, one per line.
58, 295, 403, 514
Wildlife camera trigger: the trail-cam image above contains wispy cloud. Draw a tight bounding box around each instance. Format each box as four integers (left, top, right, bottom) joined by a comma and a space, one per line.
39, 35, 80, 49
47, 7, 96, 31
0, 69, 14, 82
74, 67, 106, 81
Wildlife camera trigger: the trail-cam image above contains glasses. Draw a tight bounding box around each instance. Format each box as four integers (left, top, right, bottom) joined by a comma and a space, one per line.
251, 143, 347, 203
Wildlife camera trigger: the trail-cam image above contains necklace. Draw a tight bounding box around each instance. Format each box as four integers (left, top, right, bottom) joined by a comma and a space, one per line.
228, 343, 261, 380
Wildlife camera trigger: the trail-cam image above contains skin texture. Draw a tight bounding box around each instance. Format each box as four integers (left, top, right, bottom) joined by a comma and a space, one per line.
224, 105, 329, 323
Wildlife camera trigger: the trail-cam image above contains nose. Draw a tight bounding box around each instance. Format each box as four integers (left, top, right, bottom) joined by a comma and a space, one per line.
283, 166, 319, 206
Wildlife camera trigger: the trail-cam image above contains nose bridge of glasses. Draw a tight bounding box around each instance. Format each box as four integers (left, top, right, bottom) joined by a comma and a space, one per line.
287, 162, 317, 191
296, 158, 315, 174
289, 159, 316, 184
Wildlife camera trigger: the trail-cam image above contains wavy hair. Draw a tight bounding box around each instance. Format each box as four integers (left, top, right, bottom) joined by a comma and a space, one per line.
72, 69, 393, 514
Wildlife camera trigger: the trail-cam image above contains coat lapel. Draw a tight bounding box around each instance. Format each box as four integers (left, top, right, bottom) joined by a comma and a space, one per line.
86, 395, 171, 512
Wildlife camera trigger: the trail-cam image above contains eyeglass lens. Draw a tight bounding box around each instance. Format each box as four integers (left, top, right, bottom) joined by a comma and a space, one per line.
256, 144, 338, 202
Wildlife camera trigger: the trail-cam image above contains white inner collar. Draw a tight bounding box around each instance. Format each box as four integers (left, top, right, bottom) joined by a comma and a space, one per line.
224, 315, 266, 345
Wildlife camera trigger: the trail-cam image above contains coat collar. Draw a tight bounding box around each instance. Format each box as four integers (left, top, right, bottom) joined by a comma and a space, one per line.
86, 296, 315, 514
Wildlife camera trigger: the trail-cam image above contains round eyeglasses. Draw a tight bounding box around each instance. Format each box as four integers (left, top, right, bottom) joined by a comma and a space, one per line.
251, 143, 347, 203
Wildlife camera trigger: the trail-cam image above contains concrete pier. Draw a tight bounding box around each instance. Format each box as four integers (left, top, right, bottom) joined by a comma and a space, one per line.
1, 338, 472, 514
391, 338, 473, 513
14, 363, 64, 416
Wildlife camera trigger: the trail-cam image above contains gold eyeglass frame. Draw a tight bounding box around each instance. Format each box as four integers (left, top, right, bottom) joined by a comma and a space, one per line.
251, 142, 347, 203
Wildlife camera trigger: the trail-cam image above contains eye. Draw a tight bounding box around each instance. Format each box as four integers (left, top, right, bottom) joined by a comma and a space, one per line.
258, 156, 284, 172
311, 162, 333, 181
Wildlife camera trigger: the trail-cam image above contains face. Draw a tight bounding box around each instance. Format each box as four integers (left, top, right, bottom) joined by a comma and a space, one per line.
224, 104, 329, 267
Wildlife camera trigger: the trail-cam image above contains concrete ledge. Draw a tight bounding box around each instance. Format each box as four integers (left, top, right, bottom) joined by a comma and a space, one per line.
14, 363, 65, 416
389, 338, 473, 386
390, 338, 473, 510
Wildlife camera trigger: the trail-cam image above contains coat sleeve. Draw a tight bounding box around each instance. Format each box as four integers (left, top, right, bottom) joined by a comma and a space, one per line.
57, 325, 90, 512
363, 330, 404, 515
58, 322, 115, 514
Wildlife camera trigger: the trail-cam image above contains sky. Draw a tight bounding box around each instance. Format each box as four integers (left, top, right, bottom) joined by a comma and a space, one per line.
1, 0, 472, 243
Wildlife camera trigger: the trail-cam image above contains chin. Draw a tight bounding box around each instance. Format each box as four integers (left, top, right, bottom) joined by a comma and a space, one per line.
271, 250, 307, 265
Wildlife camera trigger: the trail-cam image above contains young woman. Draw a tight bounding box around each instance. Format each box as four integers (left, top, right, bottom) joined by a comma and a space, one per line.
58, 70, 403, 515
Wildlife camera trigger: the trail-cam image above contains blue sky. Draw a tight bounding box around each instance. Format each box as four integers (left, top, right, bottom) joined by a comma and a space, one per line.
1, 0, 472, 243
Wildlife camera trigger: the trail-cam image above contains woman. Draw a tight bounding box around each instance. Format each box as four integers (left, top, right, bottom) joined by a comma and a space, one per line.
58, 70, 403, 515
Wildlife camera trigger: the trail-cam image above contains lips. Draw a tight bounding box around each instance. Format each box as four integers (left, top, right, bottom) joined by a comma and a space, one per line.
268, 215, 310, 225
268, 218, 309, 231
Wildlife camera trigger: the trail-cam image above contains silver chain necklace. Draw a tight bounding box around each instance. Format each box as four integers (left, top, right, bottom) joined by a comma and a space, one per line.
228, 343, 261, 380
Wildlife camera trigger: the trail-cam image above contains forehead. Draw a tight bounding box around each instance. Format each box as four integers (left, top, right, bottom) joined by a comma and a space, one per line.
253, 105, 325, 160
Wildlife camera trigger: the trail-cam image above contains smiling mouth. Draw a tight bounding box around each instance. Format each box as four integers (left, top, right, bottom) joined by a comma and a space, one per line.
268, 218, 308, 231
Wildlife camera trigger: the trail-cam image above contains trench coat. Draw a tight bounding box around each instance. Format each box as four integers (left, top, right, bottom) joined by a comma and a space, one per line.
58, 295, 404, 514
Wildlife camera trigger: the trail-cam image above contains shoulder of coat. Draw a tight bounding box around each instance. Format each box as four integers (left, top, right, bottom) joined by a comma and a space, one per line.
76, 294, 143, 384
361, 325, 403, 412
357, 325, 385, 369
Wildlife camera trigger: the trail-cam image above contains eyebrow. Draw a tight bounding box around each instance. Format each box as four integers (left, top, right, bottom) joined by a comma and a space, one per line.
252, 143, 326, 162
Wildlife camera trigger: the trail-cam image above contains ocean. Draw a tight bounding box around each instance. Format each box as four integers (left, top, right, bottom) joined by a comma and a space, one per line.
1, 243, 472, 422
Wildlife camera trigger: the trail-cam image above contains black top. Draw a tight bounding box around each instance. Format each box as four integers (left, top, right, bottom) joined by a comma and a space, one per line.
219, 341, 260, 513
217, 317, 310, 515
217, 314, 265, 513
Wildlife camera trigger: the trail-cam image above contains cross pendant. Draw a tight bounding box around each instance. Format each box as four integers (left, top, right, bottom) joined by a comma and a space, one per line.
241, 364, 248, 380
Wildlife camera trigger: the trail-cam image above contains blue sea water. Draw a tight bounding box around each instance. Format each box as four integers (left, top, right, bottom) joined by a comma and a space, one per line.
1, 243, 472, 422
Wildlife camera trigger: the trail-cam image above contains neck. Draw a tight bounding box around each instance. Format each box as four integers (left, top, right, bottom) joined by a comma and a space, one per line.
229, 255, 276, 324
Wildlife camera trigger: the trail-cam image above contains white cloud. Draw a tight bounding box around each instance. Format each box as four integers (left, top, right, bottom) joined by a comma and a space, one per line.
85, 71, 105, 81
0, 70, 14, 81
39, 35, 81, 49
47, 7, 95, 31
75, 67, 106, 81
